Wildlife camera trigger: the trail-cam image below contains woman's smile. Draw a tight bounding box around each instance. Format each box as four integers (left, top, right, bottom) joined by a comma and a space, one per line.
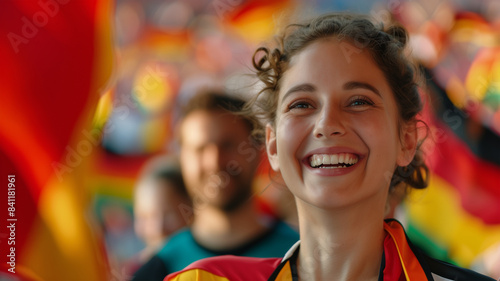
309, 153, 359, 168
302, 146, 365, 177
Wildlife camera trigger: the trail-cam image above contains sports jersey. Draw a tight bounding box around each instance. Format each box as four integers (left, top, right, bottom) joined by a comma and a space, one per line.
166, 220, 495, 281
132, 220, 299, 281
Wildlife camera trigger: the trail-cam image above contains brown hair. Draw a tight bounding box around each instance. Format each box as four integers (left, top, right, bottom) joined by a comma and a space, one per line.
135, 155, 191, 203
178, 89, 258, 146
244, 13, 428, 191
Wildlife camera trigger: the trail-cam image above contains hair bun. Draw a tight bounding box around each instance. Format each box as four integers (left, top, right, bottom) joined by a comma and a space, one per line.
386, 25, 408, 46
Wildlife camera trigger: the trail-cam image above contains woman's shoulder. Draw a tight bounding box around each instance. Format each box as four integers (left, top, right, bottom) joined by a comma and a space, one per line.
165, 255, 282, 281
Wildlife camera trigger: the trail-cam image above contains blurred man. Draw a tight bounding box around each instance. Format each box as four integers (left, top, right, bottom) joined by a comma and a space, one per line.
132, 91, 299, 281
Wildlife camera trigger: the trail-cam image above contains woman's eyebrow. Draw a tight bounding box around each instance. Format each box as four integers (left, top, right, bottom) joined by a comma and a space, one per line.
281, 83, 316, 102
343, 81, 382, 98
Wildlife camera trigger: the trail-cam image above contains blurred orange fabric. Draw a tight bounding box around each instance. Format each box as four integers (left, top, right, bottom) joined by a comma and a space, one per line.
0, 0, 114, 280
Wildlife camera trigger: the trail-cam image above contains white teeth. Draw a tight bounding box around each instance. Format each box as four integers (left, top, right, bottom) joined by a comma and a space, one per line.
322, 155, 329, 165
309, 153, 359, 168
330, 154, 338, 165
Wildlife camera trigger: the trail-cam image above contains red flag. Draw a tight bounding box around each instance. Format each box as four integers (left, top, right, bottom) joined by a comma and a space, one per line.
0, 0, 114, 280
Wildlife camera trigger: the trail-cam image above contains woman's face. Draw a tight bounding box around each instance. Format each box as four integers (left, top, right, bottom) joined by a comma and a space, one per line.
266, 39, 416, 210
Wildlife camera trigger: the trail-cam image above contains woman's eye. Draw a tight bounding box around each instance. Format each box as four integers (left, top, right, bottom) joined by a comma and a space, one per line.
349, 97, 374, 107
289, 101, 312, 110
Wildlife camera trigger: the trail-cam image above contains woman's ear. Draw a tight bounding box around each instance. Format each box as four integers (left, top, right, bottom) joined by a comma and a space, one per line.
266, 123, 280, 171
397, 120, 418, 167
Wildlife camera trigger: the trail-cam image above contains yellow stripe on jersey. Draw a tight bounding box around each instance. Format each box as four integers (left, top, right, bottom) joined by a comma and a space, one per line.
168, 269, 230, 281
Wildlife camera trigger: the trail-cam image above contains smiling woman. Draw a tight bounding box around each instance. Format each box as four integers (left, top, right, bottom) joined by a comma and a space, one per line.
165, 13, 495, 281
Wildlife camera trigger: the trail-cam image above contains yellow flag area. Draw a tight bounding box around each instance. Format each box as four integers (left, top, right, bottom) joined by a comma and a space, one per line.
22, 177, 108, 281
224, 0, 293, 44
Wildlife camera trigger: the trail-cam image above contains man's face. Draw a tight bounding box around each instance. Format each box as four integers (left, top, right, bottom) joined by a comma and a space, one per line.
179, 110, 260, 212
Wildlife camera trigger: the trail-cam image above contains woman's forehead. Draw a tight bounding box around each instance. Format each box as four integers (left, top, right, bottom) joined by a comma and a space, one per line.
279, 40, 388, 97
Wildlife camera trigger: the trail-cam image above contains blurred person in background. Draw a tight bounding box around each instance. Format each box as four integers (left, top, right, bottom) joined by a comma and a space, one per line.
127, 156, 192, 276
131, 90, 299, 280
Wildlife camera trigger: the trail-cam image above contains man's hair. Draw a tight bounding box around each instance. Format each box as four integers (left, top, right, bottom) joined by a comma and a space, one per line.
180, 89, 254, 135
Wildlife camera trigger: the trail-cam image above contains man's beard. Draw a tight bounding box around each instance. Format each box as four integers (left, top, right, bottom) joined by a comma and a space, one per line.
201, 173, 254, 213
219, 183, 253, 213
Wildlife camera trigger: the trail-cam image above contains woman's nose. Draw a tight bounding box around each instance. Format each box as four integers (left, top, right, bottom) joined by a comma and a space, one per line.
312, 106, 346, 138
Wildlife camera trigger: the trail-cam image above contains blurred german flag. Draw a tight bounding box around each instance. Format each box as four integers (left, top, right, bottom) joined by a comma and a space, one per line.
394, 10, 500, 274
405, 112, 500, 267
0, 1, 114, 280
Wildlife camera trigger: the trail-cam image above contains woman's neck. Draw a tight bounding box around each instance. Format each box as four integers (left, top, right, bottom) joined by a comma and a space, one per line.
295, 199, 386, 281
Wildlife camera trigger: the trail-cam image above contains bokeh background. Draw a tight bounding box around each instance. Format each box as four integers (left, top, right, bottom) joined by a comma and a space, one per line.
1, 0, 500, 280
